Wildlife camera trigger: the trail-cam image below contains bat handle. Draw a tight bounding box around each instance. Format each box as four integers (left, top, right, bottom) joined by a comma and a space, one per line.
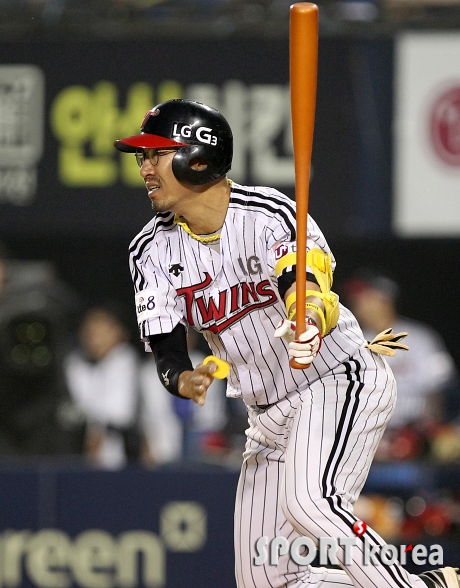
290, 358, 310, 369
289, 307, 311, 370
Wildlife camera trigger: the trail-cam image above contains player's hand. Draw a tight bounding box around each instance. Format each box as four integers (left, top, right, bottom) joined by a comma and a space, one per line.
275, 319, 322, 366
274, 319, 297, 343
178, 362, 218, 406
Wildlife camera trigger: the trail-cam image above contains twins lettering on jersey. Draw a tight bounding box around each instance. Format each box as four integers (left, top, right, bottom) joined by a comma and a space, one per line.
176, 272, 277, 333
134, 274, 278, 332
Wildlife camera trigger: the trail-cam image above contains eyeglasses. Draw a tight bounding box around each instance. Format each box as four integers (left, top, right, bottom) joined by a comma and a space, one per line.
135, 148, 178, 168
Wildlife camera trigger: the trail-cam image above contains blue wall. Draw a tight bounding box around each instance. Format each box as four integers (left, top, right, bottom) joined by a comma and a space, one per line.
0, 464, 239, 588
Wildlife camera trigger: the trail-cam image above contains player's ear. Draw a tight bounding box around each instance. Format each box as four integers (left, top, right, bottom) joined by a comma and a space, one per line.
189, 158, 208, 171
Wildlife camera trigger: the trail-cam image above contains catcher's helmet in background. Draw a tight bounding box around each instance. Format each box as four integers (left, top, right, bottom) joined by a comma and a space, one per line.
114, 99, 233, 185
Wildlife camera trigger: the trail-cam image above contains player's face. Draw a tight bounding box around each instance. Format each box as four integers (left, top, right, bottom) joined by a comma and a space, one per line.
138, 148, 191, 213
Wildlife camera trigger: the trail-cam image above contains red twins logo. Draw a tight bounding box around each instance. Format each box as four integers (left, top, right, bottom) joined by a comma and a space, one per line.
176, 273, 277, 333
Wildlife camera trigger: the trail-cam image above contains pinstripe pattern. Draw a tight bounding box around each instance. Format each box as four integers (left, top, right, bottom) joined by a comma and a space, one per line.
127, 181, 430, 588
128, 181, 366, 406
234, 350, 430, 588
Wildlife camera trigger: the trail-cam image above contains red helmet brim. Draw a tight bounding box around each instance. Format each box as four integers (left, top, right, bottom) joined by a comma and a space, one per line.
114, 133, 187, 153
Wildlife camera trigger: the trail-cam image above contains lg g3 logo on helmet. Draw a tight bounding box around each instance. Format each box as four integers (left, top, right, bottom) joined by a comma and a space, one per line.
196, 127, 217, 145
172, 122, 218, 145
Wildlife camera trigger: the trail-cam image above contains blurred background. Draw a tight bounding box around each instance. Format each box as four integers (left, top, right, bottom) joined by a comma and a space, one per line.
0, 0, 460, 586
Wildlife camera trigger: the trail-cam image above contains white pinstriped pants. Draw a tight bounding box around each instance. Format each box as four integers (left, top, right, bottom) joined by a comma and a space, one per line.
234, 349, 428, 588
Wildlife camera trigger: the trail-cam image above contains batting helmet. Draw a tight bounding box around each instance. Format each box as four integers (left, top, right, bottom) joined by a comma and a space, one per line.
114, 99, 233, 185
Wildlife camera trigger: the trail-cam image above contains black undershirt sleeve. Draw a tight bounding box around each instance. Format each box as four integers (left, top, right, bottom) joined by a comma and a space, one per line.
278, 269, 318, 300
148, 323, 193, 398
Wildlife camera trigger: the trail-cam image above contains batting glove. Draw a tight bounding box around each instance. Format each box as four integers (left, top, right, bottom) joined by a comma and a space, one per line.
274, 318, 322, 366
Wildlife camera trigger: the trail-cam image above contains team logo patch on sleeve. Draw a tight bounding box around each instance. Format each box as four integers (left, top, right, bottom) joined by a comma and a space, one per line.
274, 242, 296, 260
135, 289, 161, 322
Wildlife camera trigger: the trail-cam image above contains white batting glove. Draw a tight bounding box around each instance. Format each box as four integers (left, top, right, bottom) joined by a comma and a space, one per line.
274, 319, 297, 343
274, 318, 322, 366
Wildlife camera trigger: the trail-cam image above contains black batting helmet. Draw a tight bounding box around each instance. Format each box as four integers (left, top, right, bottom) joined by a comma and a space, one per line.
114, 99, 233, 185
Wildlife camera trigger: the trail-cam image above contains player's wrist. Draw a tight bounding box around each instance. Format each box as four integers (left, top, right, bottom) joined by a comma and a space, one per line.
177, 370, 194, 399
305, 315, 318, 328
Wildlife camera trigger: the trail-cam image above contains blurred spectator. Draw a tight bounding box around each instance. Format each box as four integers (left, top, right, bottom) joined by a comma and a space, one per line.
140, 328, 229, 465
342, 268, 459, 461
185, 328, 228, 458
139, 359, 185, 466
65, 302, 142, 469
0, 253, 84, 458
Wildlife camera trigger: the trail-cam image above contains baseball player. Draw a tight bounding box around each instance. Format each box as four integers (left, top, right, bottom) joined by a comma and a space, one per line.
114, 99, 459, 588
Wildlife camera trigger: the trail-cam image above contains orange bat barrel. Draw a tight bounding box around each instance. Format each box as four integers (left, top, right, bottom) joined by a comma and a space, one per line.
289, 2, 318, 369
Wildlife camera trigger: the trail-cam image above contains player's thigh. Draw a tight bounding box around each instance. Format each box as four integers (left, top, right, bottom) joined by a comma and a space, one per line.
235, 420, 310, 588
283, 352, 396, 520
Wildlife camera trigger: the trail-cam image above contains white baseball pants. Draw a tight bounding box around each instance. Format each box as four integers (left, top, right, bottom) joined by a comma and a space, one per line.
234, 349, 428, 588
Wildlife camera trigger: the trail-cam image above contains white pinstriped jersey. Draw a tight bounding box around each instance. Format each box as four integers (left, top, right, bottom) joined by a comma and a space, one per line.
129, 181, 367, 406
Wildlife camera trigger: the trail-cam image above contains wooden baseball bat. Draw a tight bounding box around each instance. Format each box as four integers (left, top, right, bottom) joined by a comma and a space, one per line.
289, 2, 318, 369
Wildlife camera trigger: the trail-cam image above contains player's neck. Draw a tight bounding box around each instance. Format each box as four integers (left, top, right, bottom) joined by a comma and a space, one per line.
176, 177, 230, 235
